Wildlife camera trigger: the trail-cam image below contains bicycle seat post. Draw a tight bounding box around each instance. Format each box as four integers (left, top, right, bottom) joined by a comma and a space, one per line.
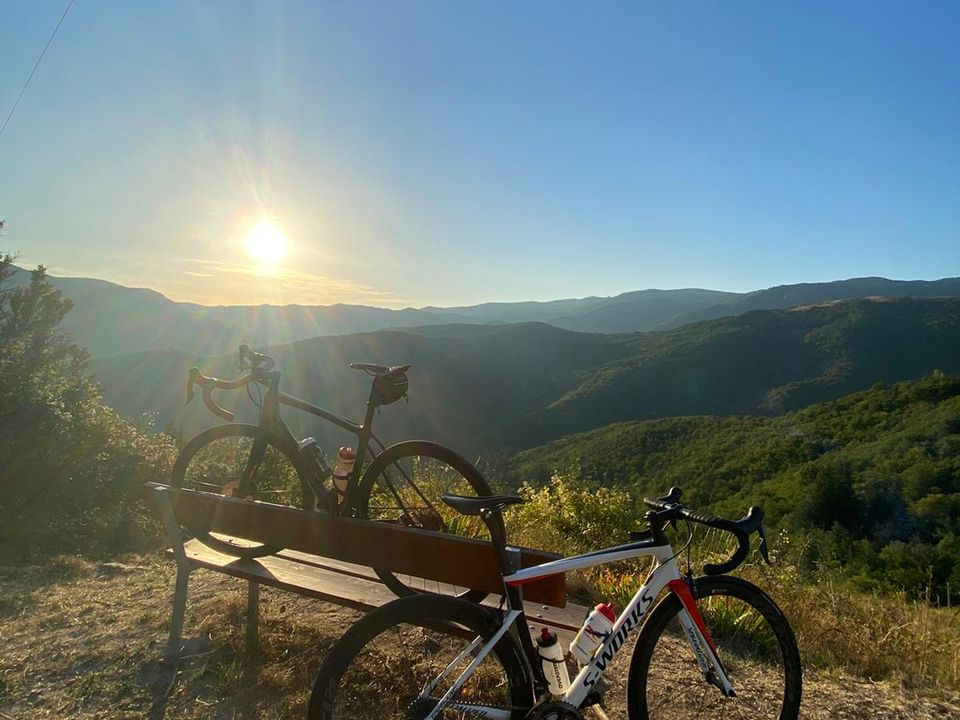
479, 508, 517, 578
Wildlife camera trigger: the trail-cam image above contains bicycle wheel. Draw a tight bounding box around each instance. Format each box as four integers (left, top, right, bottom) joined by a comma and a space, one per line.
169, 423, 312, 558
356, 441, 494, 602
628, 575, 802, 720
308, 594, 532, 720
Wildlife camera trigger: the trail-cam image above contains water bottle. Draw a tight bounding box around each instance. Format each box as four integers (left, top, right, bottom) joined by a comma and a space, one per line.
569, 603, 616, 665
535, 627, 569, 695
297, 437, 332, 477
332, 446, 357, 496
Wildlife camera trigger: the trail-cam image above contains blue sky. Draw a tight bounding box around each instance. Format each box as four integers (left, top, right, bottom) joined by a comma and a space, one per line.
1, 1, 958, 306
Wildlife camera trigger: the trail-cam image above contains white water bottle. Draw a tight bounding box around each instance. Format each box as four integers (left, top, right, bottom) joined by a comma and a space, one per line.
535, 627, 569, 695
332, 446, 357, 496
569, 603, 616, 665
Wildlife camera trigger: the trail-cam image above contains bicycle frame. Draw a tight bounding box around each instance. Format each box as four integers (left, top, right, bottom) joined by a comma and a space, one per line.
243, 370, 387, 512
423, 537, 731, 720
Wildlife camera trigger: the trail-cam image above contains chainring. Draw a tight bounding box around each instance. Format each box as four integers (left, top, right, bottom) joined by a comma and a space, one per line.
526, 700, 583, 720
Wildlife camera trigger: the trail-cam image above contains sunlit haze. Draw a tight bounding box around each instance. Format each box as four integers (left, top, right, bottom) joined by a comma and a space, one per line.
2, 2, 958, 307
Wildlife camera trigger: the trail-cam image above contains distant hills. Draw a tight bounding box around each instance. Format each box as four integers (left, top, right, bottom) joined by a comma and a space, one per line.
90, 297, 960, 455
12, 266, 960, 358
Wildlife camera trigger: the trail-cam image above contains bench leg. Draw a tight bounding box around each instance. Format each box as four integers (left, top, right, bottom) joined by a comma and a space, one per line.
246, 580, 259, 656
166, 564, 190, 663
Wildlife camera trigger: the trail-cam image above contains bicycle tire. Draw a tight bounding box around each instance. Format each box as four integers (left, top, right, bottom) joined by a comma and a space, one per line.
628, 574, 802, 720
169, 423, 312, 558
357, 441, 494, 602
307, 594, 532, 720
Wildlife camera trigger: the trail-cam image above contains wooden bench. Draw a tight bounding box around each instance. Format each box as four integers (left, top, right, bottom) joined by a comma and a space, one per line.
145, 483, 578, 662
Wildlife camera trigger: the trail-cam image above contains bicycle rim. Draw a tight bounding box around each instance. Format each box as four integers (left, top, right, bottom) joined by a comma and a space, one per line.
170, 424, 310, 557
628, 575, 802, 720
308, 595, 531, 720
358, 441, 493, 601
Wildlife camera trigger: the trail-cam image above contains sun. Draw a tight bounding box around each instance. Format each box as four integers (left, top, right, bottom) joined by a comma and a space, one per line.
244, 219, 288, 266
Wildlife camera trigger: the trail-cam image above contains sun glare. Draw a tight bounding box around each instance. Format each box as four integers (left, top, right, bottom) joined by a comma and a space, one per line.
244, 220, 288, 266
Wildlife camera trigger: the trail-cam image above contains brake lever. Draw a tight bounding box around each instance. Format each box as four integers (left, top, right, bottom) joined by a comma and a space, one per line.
757, 524, 771, 565
186, 368, 198, 404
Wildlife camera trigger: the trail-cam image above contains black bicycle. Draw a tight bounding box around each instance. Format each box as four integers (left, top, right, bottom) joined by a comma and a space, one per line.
170, 344, 493, 600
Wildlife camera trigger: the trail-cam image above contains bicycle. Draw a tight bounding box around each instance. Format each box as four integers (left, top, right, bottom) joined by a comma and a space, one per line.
170, 344, 493, 600
308, 486, 802, 720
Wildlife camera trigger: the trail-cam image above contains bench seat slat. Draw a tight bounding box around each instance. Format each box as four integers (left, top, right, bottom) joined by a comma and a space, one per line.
171, 539, 585, 635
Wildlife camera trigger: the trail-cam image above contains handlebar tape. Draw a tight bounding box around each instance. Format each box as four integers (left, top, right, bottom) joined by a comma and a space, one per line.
186, 367, 236, 421
643, 487, 765, 575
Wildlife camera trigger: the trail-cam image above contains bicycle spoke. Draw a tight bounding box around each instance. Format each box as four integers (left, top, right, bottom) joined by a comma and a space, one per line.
638, 587, 795, 720
321, 616, 516, 718
360, 445, 493, 601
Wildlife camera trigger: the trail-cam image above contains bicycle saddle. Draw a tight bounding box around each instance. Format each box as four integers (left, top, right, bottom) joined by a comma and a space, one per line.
441, 493, 524, 516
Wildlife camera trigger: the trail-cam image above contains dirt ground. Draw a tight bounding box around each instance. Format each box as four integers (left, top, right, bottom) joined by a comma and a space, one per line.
1, 556, 957, 719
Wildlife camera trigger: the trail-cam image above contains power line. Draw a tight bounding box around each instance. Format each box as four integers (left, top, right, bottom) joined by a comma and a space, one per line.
0, 0, 77, 140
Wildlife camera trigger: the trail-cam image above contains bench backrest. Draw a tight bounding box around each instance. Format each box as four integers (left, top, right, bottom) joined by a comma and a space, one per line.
145, 483, 566, 607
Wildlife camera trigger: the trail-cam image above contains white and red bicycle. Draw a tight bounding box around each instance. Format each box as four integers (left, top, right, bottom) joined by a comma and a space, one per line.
308, 486, 802, 720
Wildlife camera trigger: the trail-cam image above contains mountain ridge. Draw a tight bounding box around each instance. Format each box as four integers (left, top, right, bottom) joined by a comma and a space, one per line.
13, 265, 960, 358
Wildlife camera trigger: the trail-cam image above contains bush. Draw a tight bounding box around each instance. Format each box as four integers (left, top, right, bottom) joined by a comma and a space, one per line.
506, 465, 637, 557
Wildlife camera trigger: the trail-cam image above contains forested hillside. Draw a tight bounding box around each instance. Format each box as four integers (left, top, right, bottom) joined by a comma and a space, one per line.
497, 297, 960, 448
511, 373, 960, 597
91, 297, 960, 455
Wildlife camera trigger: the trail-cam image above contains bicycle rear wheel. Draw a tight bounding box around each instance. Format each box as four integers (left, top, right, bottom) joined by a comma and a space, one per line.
357, 441, 494, 602
169, 423, 312, 558
628, 575, 802, 720
308, 594, 532, 720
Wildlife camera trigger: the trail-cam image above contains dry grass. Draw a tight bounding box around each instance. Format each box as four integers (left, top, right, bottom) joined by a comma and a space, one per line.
0, 555, 358, 719
755, 562, 960, 691
1, 555, 958, 719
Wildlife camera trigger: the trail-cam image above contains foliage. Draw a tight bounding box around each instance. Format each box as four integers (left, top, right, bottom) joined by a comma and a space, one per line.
507, 466, 636, 557
0, 256, 176, 558
509, 372, 960, 599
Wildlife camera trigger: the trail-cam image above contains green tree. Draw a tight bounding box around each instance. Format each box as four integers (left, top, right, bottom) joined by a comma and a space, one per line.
0, 255, 176, 558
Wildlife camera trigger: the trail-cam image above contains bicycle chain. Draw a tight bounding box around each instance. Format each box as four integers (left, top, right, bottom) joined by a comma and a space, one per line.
403, 698, 587, 720
404, 696, 564, 719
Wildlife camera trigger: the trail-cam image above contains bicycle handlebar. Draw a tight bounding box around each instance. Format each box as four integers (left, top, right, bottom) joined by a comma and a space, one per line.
185, 346, 278, 420
643, 486, 770, 575
186, 368, 248, 421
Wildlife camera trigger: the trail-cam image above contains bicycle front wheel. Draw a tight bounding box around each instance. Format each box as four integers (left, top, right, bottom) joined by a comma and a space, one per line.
628, 575, 802, 720
170, 423, 312, 558
308, 594, 532, 720
357, 441, 494, 602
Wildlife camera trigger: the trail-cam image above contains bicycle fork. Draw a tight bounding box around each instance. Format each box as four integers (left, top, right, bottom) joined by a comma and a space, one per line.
668, 579, 735, 697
